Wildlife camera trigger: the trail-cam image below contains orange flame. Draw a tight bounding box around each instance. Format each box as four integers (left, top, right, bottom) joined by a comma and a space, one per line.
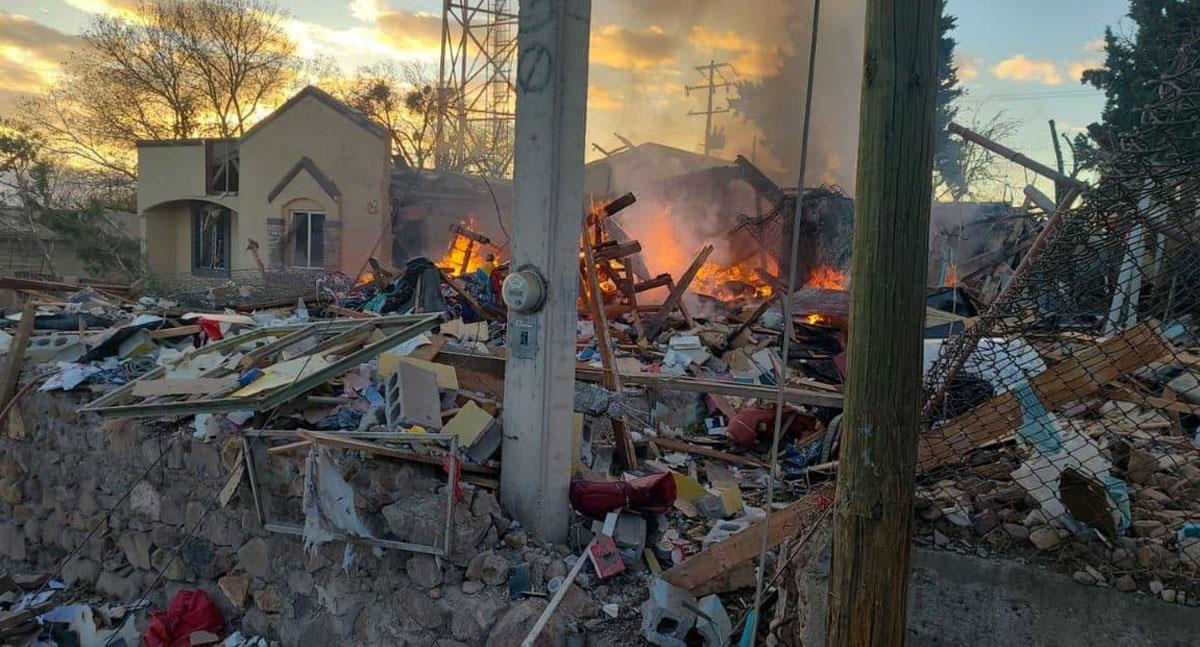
695, 262, 774, 299
806, 265, 848, 290
440, 218, 487, 276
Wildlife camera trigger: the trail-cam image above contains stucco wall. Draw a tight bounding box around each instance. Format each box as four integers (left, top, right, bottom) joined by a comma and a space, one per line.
239, 93, 390, 276
142, 203, 192, 274
137, 142, 239, 216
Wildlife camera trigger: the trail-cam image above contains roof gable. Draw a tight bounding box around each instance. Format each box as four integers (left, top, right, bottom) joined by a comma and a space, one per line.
241, 85, 389, 144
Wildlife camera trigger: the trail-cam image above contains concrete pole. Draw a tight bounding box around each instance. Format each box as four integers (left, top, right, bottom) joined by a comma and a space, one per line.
500, 0, 591, 542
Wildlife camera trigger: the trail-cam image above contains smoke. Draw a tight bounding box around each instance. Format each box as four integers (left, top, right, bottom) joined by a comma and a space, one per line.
731, 0, 866, 192
596, 0, 866, 192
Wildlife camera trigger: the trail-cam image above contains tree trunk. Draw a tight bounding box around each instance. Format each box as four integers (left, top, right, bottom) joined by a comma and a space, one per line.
825, 1, 940, 645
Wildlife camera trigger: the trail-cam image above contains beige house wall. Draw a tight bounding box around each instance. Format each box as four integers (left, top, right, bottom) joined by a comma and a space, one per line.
239, 92, 390, 275
141, 203, 193, 274
136, 87, 390, 277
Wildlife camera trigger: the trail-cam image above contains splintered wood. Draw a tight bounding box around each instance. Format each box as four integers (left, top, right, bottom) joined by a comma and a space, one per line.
580, 217, 638, 469
918, 322, 1171, 471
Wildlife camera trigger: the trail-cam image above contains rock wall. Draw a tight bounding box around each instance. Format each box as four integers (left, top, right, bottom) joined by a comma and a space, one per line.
0, 390, 588, 646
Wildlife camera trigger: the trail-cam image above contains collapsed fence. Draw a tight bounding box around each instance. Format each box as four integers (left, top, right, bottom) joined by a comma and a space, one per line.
918, 37, 1200, 597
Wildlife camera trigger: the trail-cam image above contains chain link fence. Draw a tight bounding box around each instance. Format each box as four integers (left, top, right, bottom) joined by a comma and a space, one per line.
918, 37, 1200, 598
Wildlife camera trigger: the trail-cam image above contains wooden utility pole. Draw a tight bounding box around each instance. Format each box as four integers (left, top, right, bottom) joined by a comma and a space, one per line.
825, 1, 939, 645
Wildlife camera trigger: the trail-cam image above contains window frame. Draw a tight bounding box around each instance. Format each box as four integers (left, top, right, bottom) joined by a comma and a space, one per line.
191, 204, 231, 277
289, 210, 326, 269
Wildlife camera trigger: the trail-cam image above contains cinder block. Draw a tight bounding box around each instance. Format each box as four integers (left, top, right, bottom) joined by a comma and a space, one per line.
640, 577, 697, 646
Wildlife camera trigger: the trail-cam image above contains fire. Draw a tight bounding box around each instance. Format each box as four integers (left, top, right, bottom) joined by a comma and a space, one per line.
806, 265, 848, 290
440, 218, 486, 276
805, 313, 830, 325
695, 261, 774, 299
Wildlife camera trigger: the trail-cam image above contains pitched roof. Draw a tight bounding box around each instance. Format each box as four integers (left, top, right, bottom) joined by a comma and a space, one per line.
241, 85, 390, 143
267, 156, 341, 204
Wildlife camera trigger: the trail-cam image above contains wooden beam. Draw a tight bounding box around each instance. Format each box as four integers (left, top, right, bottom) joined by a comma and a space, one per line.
148, 324, 202, 339
663, 487, 833, 592
645, 245, 714, 339
0, 302, 36, 413
949, 121, 1087, 189
581, 219, 637, 469
649, 436, 765, 468
918, 321, 1169, 471
436, 349, 845, 408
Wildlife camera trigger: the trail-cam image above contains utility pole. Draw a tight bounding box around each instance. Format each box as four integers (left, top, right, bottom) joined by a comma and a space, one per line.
1048, 119, 1067, 204
686, 60, 733, 156
825, 0, 939, 645
499, 0, 591, 542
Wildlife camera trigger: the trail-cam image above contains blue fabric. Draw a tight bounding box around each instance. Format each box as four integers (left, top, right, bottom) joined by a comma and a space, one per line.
1013, 380, 1063, 454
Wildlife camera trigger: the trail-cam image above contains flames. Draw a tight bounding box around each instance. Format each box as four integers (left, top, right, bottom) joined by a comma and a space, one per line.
440, 218, 487, 276
806, 265, 848, 290
695, 261, 774, 299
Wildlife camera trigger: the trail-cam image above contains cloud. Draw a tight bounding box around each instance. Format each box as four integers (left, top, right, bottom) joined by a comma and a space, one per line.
1084, 37, 1106, 54
591, 25, 679, 70
0, 14, 80, 95
991, 54, 1063, 85
688, 26, 782, 78
1067, 59, 1102, 82
61, 0, 141, 19
955, 53, 981, 82
588, 84, 622, 111
0, 13, 78, 62
349, 0, 384, 23
374, 10, 443, 55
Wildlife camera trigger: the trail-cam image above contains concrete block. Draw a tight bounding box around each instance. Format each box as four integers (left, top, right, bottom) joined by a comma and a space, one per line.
639, 578, 697, 646
614, 511, 647, 570
702, 518, 752, 550
695, 594, 732, 646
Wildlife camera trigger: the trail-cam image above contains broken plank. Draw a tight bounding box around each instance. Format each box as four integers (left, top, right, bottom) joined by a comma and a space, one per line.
326, 305, 374, 319
581, 219, 637, 469
434, 349, 845, 409
0, 302, 36, 412
662, 486, 833, 592
132, 377, 237, 397
148, 324, 202, 339
649, 436, 766, 468
267, 440, 312, 455
918, 321, 1170, 471
645, 245, 714, 339
296, 430, 498, 475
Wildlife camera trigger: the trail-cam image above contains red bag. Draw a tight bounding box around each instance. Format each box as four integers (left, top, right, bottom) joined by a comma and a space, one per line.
144, 589, 225, 647
569, 472, 676, 518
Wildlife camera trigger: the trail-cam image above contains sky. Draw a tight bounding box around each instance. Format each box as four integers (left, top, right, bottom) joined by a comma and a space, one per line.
0, 0, 1133, 200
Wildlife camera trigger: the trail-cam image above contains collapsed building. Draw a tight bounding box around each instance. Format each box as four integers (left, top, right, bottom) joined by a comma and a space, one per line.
2, 22, 1200, 647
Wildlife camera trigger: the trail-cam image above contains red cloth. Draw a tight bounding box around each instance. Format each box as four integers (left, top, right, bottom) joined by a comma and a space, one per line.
197, 318, 224, 343
569, 472, 676, 518
143, 589, 224, 647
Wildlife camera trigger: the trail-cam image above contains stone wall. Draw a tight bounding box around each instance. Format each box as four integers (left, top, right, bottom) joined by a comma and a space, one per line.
0, 390, 593, 646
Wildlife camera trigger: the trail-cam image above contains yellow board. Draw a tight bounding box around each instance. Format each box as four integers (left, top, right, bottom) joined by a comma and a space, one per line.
379, 355, 459, 390
441, 401, 493, 446
670, 470, 707, 502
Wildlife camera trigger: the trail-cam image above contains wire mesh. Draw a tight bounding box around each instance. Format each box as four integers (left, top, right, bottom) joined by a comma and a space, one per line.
918, 38, 1200, 596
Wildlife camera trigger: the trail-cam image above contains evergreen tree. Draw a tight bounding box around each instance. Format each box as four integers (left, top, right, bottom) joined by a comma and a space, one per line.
1080, 0, 1200, 158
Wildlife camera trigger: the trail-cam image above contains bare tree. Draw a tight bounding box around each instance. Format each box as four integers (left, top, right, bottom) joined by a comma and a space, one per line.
934, 108, 1019, 202
163, 0, 299, 137
341, 62, 445, 170
21, 0, 299, 180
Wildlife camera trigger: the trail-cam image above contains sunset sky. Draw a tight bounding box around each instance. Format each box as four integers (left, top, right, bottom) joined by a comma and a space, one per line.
0, 0, 1130, 197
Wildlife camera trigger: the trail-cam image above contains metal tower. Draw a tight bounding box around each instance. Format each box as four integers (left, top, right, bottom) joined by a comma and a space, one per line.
435, 0, 518, 177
